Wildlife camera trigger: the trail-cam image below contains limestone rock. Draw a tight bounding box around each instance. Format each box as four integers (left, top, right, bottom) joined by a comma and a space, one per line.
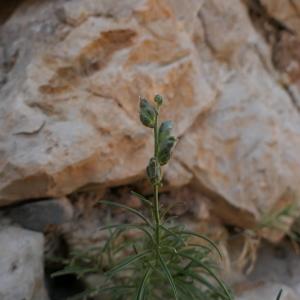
1, 0, 300, 238
0, 226, 49, 300
173, 0, 300, 233
0, 0, 214, 206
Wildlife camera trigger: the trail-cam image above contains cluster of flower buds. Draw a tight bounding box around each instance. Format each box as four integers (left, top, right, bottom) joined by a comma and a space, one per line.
139, 95, 176, 186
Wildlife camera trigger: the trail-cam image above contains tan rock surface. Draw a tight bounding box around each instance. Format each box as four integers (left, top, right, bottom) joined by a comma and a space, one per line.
1, 0, 300, 236
0, 0, 214, 205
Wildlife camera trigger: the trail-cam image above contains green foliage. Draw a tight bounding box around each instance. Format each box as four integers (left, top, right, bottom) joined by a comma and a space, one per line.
258, 201, 299, 232
256, 199, 300, 244
53, 95, 232, 300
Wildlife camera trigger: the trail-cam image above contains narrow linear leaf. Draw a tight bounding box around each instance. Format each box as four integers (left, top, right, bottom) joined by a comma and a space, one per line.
185, 243, 214, 254
160, 224, 186, 245
178, 252, 232, 300
107, 250, 151, 277
99, 200, 153, 227
161, 201, 182, 221
179, 231, 222, 259
113, 237, 144, 255
177, 268, 228, 300
99, 223, 155, 245
175, 278, 197, 300
131, 191, 153, 207
51, 266, 98, 278
103, 227, 125, 266
158, 252, 178, 300
135, 267, 153, 300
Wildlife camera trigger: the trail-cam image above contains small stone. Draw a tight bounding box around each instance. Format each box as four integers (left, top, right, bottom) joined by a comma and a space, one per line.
0, 226, 49, 300
7, 198, 73, 232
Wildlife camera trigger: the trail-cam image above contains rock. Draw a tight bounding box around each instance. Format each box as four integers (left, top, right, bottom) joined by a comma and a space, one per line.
164, 159, 193, 189
260, 0, 300, 36
6, 197, 73, 232
0, 0, 300, 240
236, 283, 298, 300
246, 241, 300, 291
0, 0, 215, 206
228, 241, 300, 299
172, 0, 300, 235
0, 226, 49, 300
253, 0, 300, 115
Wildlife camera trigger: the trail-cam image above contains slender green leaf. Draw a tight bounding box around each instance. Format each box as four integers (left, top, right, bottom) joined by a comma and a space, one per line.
113, 237, 144, 255
51, 266, 98, 278
102, 227, 123, 266
99, 200, 153, 227
176, 268, 228, 300
179, 231, 222, 259
99, 223, 155, 245
158, 252, 178, 300
175, 278, 197, 300
107, 250, 151, 277
178, 252, 232, 300
160, 224, 186, 246
131, 191, 153, 207
135, 267, 153, 300
161, 201, 184, 221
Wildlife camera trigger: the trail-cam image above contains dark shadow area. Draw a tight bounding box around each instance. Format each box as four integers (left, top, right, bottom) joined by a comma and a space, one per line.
46, 271, 87, 300
0, 0, 24, 25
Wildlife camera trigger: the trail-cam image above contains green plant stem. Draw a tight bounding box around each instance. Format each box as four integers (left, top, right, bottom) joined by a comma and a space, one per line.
153, 109, 161, 247
154, 184, 160, 245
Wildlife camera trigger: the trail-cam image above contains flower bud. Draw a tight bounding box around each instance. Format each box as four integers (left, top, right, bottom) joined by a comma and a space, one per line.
158, 136, 177, 165
154, 94, 163, 106
139, 98, 157, 128
146, 157, 161, 185
158, 121, 172, 145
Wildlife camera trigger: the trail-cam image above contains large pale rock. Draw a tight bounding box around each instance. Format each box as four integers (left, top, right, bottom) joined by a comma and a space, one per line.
172, 0, 300, 231
174, 54, 300, 224
1, 0, 300, 237
0, 226, 48, 300
0, 0, 214, 206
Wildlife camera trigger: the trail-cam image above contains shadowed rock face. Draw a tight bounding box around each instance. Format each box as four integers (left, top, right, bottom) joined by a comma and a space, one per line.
0, 0, 23, 25
1, 0, 300, 238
